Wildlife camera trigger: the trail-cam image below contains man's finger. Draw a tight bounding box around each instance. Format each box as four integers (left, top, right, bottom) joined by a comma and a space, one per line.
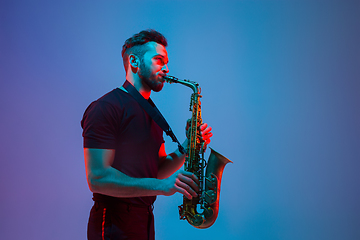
174, 184, 192, 200
180, 171, 200, 185
176, 178, 198, 198
201, 126, 212, 135
179, 174, 199, 192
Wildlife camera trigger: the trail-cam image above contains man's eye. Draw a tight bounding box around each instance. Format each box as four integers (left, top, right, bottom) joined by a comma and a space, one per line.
156, 58, 164, 64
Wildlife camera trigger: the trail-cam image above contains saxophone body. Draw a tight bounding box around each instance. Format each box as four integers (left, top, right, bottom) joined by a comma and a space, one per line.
164, 75, 232, 229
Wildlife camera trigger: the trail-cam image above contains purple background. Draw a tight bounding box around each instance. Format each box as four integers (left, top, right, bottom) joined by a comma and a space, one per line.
1, 0, 359, 239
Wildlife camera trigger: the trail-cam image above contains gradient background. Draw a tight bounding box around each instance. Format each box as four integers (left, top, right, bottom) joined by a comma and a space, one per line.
1, 0, 359, 239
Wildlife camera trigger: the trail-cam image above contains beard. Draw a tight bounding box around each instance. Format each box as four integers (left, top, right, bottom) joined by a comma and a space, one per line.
138, 60, 164, 92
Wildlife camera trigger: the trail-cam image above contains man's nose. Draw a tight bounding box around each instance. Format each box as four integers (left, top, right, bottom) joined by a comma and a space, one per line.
162, 64, 169, 73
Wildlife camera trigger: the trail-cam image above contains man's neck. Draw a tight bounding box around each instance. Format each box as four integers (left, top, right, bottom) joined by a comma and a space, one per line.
126, 76, 151, 99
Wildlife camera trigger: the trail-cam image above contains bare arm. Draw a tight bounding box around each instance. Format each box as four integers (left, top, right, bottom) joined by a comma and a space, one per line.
84, 148, 199, 199
157, 139, 188, 179
157, 123, 213, 179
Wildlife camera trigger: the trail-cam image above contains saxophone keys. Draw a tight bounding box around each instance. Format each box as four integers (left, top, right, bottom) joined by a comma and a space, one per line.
203, 190, 217, 204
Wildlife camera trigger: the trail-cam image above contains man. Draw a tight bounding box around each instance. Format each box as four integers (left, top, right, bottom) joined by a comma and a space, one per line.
81, 29, 212, 240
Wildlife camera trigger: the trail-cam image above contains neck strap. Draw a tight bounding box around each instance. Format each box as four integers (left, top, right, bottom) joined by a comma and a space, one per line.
122, 81, 186, 154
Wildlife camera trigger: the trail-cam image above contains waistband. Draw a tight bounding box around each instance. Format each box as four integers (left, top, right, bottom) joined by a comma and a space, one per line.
92, 193, 156, 207
93, 199, 154, 213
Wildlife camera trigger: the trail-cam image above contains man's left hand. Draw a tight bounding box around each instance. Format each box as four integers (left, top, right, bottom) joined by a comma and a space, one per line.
200, 123, 212, 146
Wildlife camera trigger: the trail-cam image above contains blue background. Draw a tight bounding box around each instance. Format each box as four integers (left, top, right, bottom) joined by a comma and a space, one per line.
1, 0, 359, 239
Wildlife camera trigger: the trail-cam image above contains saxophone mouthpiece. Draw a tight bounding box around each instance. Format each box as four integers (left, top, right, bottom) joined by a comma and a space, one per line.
163, 75, 179, 83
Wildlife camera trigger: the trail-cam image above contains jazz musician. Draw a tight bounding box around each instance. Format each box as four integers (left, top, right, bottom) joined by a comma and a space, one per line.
81, 29, 213, 240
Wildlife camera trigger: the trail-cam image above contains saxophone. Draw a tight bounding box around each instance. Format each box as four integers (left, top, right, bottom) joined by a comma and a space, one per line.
163, 75, 232, 229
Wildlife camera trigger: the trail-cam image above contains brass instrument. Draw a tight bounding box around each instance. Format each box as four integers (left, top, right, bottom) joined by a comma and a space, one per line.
164, 75, 232, 229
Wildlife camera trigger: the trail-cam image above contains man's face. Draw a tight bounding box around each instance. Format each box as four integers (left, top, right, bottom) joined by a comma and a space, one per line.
138, 42, 169, 92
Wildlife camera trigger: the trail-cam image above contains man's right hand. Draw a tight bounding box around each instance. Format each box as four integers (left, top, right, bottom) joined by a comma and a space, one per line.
161, 170, 199, 200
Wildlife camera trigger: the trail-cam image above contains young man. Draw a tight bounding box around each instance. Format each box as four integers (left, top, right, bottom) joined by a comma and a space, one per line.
81, 29, 212, 240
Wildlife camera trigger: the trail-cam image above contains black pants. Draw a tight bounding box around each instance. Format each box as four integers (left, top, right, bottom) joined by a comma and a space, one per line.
87, 201, 155, 240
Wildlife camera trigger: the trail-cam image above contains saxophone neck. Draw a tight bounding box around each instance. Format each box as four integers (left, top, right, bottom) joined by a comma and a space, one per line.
164, 75, 200, 94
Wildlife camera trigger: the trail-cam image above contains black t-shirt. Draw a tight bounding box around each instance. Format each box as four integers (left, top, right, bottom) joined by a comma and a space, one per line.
81, 87, 164, 206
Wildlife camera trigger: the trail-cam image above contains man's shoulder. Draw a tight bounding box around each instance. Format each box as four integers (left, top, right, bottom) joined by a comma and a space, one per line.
97, 88, 124, 103
81, 88, 128, 127
94, 87, 134, 107
83, 89, 124, 115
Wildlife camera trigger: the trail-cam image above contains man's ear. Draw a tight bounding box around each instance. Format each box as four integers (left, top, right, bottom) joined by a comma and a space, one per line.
129, 54, 139, 68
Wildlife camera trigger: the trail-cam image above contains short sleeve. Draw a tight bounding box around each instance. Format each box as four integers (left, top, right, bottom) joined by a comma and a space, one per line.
81, 100, 119, 149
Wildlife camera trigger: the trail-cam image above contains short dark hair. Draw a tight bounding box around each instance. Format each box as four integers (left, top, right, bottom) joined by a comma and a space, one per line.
122, 29, 168, 72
